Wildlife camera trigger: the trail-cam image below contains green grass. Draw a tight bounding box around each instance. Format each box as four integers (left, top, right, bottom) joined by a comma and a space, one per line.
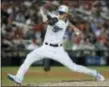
2, 66, 109, 86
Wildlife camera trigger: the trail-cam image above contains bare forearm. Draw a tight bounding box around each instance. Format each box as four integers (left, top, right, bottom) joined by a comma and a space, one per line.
69, 24, 81, 35
39, 7, 48, 22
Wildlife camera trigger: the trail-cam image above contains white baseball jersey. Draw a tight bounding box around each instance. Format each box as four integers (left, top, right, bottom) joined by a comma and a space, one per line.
44, 16, 70, 44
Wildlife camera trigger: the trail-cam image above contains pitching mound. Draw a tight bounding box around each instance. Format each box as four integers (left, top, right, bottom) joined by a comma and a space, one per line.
26, 79, 109, 86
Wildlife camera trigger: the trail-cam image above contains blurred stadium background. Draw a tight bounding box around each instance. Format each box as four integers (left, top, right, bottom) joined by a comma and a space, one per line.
1, 0, 109, 86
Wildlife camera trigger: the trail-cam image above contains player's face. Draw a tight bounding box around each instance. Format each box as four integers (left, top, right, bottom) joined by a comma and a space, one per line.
58, 11, 68, 18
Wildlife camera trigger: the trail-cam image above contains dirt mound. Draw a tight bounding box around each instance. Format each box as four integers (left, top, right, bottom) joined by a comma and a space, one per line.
32, 79, 109, 86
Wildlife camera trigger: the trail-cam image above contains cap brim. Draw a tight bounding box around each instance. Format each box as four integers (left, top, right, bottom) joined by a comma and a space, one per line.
58, 10, 69, 14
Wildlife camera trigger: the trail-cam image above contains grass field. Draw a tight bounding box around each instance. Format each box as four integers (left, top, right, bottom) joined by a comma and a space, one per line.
2, 66, 109, 86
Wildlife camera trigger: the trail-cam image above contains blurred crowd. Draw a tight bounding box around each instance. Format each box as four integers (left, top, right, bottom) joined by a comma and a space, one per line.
1, 0, 109, 51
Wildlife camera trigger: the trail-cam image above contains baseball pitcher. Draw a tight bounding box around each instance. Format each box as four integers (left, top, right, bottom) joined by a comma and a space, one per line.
7, 5, 105, 85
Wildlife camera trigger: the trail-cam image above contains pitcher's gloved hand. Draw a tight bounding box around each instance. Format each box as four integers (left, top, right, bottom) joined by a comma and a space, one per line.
48, 17, 58, 26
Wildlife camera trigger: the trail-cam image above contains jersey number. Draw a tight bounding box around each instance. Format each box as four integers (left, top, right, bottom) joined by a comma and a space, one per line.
52, 25, 63, 32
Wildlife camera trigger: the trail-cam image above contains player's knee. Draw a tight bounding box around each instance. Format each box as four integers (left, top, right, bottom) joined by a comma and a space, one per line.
27, 52, 36, 58
23, 54, 33, 65
27, 51, 40, 60
26, 53, 31, 59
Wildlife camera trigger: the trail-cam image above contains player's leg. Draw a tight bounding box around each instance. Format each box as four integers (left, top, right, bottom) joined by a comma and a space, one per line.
8, 47, 44, 84
51, 48, 105, 81
16, 50, 42, 80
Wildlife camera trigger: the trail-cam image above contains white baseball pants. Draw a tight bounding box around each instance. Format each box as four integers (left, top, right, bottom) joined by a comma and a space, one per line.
16, 44, 97, 81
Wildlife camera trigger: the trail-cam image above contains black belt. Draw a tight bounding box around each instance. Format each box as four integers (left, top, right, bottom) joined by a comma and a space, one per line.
45, 42, 62, 47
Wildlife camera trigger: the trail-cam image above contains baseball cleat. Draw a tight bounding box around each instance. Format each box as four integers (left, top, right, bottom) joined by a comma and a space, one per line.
7, 74, 22, 85
96, 72, 105, 81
